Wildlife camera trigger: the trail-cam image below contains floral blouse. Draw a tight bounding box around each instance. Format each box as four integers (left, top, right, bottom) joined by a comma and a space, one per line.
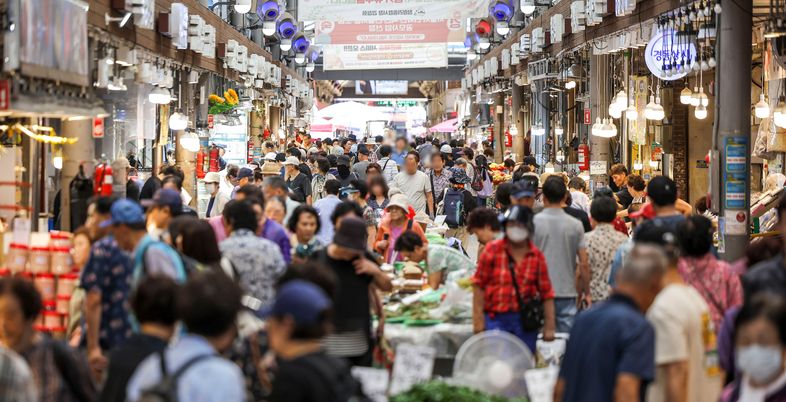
586, 224, 630, 301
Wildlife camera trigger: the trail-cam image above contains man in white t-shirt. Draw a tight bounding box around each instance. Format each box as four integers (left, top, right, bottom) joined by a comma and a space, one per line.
636, 221, 722, 402
391, 152, 433, 216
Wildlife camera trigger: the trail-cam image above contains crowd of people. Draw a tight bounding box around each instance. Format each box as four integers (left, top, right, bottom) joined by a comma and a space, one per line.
0, 132, 783, 402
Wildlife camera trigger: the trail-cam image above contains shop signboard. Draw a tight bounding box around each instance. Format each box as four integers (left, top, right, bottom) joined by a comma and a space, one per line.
322, 43, 447, 71
644, 28, 697, 81
298, 0, 490, 22
92, 118, 104, 139
389, 343, 436, 395
724, 136, 748, 210
315, 19, 464, 44
583, 108, 591, 124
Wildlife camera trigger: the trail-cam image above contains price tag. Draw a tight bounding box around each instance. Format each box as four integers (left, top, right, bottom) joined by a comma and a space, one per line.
389, 344, 436, 395
12, 217, 31, 245
351, 367, 390, 402
589, 160, 607, 175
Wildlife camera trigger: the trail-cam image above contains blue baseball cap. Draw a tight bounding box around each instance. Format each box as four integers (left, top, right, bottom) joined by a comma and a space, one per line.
511, 180, 537, 199
101, 199, 145, 227
256, 280, 331, 325
237, 167, 254, 180
141, 188, 183, 216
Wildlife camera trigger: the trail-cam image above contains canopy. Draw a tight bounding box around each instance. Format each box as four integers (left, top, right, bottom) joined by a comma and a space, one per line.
429, 118, 459, 133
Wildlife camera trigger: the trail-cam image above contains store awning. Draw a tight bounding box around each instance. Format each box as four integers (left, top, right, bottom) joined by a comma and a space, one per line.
429, 118, 459, 133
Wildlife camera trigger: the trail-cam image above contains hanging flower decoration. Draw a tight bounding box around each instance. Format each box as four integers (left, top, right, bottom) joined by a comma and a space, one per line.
208, 89, 239, 115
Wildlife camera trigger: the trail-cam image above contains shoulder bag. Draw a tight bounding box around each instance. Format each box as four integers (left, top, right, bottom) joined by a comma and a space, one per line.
506, 254, 545, 332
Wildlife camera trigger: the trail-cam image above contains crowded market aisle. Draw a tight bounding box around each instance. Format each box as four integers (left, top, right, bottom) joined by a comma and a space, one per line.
0, 132, 780, 402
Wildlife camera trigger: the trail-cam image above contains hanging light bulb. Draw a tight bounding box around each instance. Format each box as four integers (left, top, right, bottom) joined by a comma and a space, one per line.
615, 90, 628, 108
52, 147, 63, 170
650, 159, 659, 169
169, 112, 188, 131
633, 161, 643, 170
609, 102, 622, 119
234, 0, 252, 13
644, 95, 658, 120
565, 80, 576, 89
280, 38, 293, 52
556, 151, 565, 163
467, 49, 477, 61
478, 36, 491, 50
695, 105, 708, 120
591, 117, 602, 137
179, 130, 200, 152
544, 162, 555, 173
295, 52, 306, 64
554, 124, 564, 135
755, 94, 771, 119
262, 20, 277, 36
652, 96, 665, 121
149, 86, 171, 104
690, 87, 701, 107
698, 88, 709, 107
626, 99, 638, 120
520, 0, 536, 15
680, 86, 693, 104
495, 21, 510, 36
774, 98, 786, 128
306, 62, 315, 73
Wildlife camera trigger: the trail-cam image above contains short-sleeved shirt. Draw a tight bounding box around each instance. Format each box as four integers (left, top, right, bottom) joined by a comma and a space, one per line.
352, 161, 370, 181
473, 238, 554, 314
533, 208, 586, 298
426, 168, 452, 205
79, 235, 134, 350
220, 229, 286, 308
378, 157, 399, 184
314, 195, 343, 245
391, 171, 432, 215
586, 224, 630, 301
558, 294, 655, 402
617, 187, 634, 209
563, 206, 592, 232
427, 245, 476, 276
646, 284, 722, 402
287, 173, 311, 203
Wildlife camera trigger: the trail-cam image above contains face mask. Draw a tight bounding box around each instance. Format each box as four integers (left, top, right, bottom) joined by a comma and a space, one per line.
205, 183, 217, 193
506, 226, 529, 243
737, 344, 783, 383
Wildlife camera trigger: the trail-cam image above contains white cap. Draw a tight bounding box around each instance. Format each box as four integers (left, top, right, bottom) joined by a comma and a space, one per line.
440, 144, 452, 153
203, 172, 221, 183
264, 152, 277, 161
283, 156, 300, 166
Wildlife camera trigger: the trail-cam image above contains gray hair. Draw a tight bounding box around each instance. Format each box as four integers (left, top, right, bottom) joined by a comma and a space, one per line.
616, 244, 668, 286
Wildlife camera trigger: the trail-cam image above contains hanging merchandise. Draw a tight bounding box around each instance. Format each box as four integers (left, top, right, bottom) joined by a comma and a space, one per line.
94, 163, 113, 197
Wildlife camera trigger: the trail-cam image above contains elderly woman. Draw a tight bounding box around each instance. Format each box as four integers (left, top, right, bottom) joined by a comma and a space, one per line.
374, 193, 428, 264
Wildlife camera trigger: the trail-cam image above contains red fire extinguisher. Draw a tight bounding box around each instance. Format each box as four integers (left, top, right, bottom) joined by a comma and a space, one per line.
94, 163, 113, 196
505, 130, 513, 147
577, 143, 590, 171
247, 138, 255, 164
196, 147, 206, 179
208, 146, 220, 172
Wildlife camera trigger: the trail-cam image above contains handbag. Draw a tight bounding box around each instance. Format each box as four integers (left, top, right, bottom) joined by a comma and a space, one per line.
506, 254, 545, 332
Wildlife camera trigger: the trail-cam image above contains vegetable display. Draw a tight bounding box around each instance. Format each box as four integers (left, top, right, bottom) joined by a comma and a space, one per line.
390, 381, 528, 402
208, 89, 239, 115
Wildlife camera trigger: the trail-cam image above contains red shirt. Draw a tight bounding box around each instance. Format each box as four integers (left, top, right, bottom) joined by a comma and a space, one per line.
473, 238, 555, 314
612, 217, 629, 235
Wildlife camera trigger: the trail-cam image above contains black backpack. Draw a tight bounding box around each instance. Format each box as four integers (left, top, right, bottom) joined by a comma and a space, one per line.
137, 352, 215, 402
301, 354, 372, 402
443, 188, 465, 229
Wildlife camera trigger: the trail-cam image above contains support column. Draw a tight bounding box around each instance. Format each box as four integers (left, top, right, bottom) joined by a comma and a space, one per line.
714, 0, 752, 261
270, 106, 281, 147
511, 83, 526, 160
493, 92, 505, 163
589, 54, 611, 187
60, 119, 94, 231
175, 74, 196, 207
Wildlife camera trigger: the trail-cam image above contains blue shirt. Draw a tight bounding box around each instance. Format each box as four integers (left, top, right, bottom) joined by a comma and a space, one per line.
132, 235, 187, 283
79, 235, 134, 350
126, 335, 245, 402
558, 294, 655, 402
314, 195, 343, 244
390, 149, 408, 166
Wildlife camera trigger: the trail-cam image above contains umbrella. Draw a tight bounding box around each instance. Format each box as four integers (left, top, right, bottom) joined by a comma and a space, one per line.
429, 118, 459, 133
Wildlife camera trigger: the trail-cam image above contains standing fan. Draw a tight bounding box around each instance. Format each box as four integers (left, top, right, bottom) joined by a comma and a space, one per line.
452, 330, 535, 398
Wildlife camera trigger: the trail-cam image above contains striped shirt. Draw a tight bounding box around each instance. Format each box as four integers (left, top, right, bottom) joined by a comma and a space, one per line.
0, 347, 36, 402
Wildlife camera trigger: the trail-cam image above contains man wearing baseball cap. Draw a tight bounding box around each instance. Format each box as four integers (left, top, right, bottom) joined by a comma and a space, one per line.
142, 188, 183, 241
231, 167, 254, 199
510, 179, 538, 209
261, 279, 363, 401
523, 155, 540, 172
311, 217, 392, 366
283, 156, 312, 204
204, 172, 229, 219
105, 199, 186, 283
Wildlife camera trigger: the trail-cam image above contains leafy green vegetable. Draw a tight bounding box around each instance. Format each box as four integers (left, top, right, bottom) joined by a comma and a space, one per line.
390, 381, 528, 402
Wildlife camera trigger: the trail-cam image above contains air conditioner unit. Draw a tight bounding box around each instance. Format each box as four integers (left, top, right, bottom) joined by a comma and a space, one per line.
223, 40, 239, 69
188, 15, 205, 53
520, 34, 531, 56
615, 0, 636, 16
551, 14, 565, 42
248, 54, 259, 76
236, 45, 248, 73
167, 3, 189, 50
511, 46, 520, 65
527, 58, 557, 81
202, 25, 216, 59
571, 1, 586, 32
502, 49, 511, 69
531, 28, 545, 52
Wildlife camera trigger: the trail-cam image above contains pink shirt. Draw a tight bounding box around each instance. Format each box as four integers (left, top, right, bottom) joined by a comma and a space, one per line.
208, 215, 228, 243
678, 253, 743, 331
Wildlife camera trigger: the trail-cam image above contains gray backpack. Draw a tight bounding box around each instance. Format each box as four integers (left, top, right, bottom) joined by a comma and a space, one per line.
136, 352, 215, 402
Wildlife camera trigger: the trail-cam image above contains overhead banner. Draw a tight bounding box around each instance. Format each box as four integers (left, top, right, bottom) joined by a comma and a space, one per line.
315, 19, 465, 44
322, 43, 448, 70
298, 0, 489, 22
